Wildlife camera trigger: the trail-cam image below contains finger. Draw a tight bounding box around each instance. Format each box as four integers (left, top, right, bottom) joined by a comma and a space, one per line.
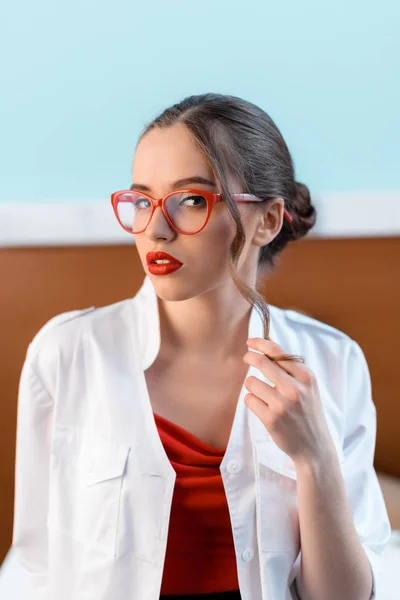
247, 338, 307, 378
244, 393, 273, 425
244, 345, 293, 389
244, 375, 282, 407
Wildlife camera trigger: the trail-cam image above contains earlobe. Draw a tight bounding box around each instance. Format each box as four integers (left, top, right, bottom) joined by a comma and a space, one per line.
252, 229, 275, 248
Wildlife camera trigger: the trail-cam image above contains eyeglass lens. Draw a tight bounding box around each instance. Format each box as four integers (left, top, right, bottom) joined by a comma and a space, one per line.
116, 191, 209, 233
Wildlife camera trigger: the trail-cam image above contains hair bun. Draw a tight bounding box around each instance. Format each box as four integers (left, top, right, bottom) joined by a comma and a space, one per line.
290, 181, 317, 240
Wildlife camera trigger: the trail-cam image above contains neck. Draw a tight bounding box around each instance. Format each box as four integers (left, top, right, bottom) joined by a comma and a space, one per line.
156, 283, 254, 362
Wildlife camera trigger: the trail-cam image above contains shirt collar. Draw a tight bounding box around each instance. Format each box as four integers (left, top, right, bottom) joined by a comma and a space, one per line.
133, 275, 275, 371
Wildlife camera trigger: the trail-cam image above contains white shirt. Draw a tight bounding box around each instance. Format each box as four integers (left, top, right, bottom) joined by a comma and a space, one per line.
12, 274, 391, 600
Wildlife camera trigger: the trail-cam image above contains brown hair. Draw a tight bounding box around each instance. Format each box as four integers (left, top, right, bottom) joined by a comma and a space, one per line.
139, 93, 317, 346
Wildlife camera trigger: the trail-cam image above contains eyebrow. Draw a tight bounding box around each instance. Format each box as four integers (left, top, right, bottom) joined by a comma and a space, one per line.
129, 176, 216, 192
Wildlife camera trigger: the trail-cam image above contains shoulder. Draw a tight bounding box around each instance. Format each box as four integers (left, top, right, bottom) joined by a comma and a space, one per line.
26, 298, 134, 370
270, 304, 370, 395
28, 307, 96, 349
268, 304, 360, 388
269, 304, 354, 350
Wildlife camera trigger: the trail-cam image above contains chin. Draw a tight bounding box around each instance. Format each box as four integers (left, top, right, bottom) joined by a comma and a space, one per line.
148, 273, 197, 303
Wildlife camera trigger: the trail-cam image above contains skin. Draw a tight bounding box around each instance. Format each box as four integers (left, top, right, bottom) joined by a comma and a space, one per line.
132, 122, 285, 362
131, 122, 374, 599
132, 122, 333, 460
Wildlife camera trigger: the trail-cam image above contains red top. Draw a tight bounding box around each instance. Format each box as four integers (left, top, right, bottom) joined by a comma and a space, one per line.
154, 412, 240, 596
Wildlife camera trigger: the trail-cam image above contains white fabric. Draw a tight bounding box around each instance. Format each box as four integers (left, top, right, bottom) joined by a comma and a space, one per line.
12, 275, 391, 599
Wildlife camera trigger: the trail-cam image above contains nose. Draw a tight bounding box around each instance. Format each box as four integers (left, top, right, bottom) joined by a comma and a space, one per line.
144, 206, 177, 241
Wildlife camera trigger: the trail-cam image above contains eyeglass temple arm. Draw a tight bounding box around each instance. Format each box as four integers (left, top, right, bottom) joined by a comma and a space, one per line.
229, 193, 293, 224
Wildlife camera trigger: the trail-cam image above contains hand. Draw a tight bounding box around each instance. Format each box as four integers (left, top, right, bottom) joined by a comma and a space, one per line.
243, 338, 336, 465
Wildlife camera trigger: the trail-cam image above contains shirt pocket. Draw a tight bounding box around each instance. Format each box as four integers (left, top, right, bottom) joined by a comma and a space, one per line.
48, 425, 131, 559
255, 438, 301, 554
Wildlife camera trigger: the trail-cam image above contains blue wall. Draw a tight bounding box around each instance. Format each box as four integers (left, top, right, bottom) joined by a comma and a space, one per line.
1, 0, 399, 203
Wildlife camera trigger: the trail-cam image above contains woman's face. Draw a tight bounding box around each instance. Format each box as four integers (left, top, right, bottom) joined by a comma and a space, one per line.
131, 123, 271, 302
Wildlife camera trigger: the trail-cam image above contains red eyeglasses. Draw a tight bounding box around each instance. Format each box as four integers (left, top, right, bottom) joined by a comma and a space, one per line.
111, 188, 293, 235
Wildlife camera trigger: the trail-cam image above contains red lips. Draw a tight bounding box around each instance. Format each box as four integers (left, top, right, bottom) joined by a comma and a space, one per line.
146, 251, 182, 265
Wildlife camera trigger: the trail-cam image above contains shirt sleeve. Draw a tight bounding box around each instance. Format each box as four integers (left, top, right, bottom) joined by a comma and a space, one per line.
290, 338, 392, 600
339, 339, 392, 598
12, 357, 53, 600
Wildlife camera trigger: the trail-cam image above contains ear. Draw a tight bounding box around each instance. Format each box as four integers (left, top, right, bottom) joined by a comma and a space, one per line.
251, 197, 286, 247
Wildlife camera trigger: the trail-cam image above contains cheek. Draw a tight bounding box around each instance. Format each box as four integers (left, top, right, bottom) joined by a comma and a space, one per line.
133, 237, 147, 266
198, 214, 236, 260
206, 209, 255, 271
210, 206, 237, 241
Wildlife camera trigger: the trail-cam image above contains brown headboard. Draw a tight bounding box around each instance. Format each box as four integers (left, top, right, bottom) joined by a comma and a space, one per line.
1, 236, 399, 563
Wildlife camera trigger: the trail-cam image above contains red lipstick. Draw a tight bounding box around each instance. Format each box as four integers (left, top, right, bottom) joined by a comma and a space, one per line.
146, 251, 183, 276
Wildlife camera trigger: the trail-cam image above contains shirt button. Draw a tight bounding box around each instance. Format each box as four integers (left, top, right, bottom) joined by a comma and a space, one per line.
242, 548, 254, 562
227, 460, 241, 474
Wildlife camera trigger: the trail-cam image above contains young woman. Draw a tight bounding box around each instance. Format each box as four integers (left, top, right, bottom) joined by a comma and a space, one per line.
13, 94, 391, 600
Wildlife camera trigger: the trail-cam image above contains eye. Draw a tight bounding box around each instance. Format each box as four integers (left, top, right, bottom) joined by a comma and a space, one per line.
180, 194, 207, 207
132, 196, 151, 210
